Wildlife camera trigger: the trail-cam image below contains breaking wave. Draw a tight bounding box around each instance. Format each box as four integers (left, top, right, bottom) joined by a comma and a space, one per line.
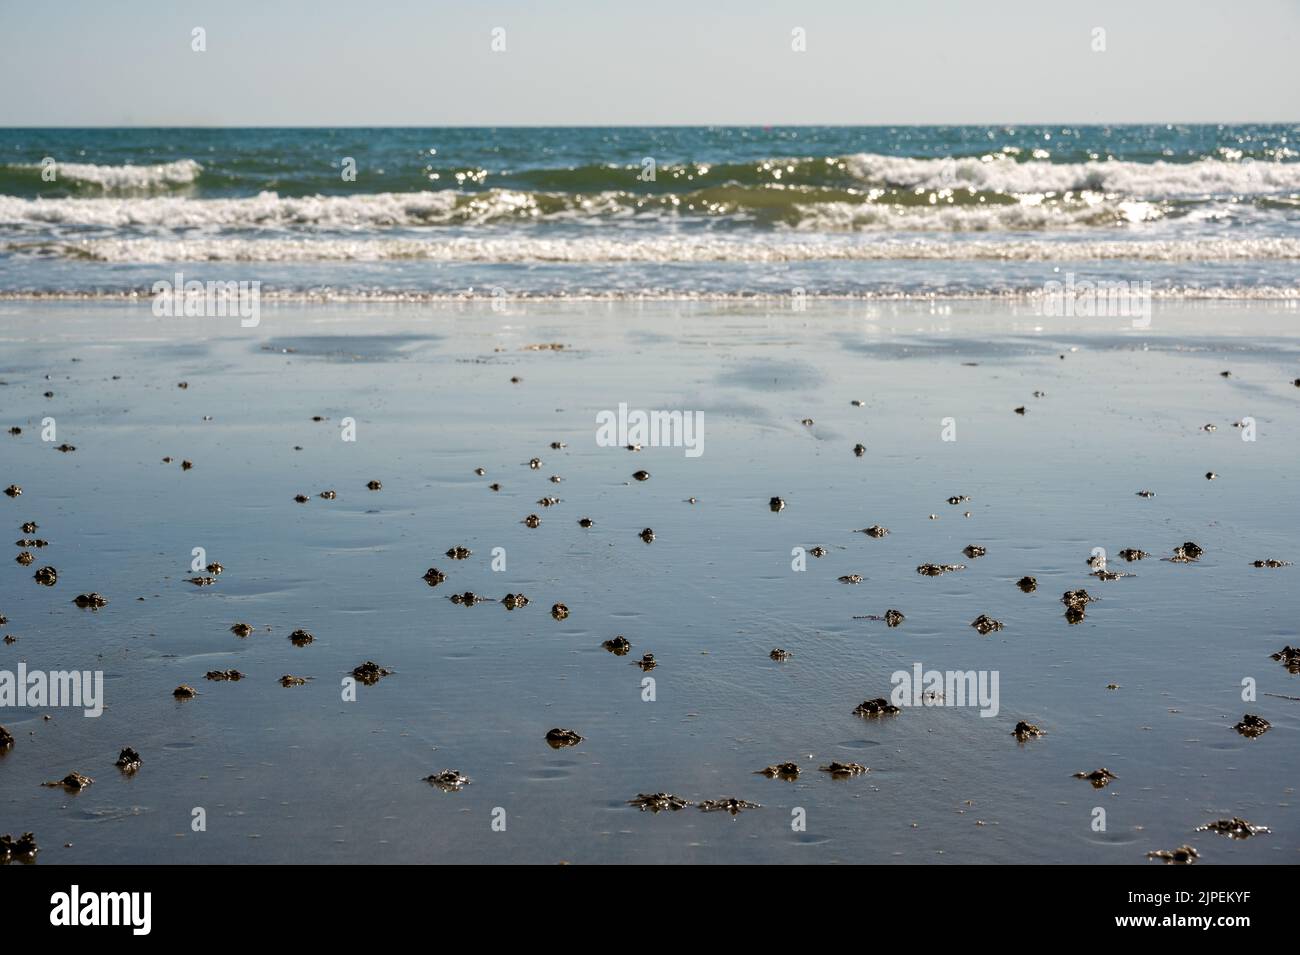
14, 234, 1299, 264
839, 153, 1300, 197
0, 188, 1251, 232
0, 158, 204, 192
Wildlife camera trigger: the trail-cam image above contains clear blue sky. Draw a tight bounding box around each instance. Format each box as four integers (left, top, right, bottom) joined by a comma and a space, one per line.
1, 0, 1296, 125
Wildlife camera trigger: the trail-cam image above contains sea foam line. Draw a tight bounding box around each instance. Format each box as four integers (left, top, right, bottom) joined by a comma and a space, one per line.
12, 235, 1300, 263
2, 286, 1296, 303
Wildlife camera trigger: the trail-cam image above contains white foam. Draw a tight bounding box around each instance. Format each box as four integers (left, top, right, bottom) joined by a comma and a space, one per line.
842, 153, 1300, 197
0, 189, 1234, 232
2, 286, 1295, 303
0, 189, 529, 228
6, 158, 203, 190
18, 234, 1299, 263
787, 198, 1164, 231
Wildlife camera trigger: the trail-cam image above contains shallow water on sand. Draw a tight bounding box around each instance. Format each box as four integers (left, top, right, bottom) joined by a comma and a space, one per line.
1, 300, 1297, 864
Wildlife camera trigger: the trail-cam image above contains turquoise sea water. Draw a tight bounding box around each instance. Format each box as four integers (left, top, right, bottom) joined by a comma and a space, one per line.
0, 126, 1297, 297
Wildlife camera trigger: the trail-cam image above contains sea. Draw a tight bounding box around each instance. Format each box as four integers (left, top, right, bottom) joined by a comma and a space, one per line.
0, 125, 1296, 299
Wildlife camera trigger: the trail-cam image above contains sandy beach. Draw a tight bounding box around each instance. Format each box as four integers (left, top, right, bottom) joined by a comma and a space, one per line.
2, 298, 1296, 864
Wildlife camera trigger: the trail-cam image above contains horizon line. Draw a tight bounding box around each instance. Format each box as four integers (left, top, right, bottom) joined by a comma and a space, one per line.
3, 121, 1298, 130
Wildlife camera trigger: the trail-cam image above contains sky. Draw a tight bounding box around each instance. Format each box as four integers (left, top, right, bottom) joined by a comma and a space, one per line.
1, 0, 1296, 125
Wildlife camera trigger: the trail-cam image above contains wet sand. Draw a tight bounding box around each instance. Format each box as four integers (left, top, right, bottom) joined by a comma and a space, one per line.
1, 299, 1297, 864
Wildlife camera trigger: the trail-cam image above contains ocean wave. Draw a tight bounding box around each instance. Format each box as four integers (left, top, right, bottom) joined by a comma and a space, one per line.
0, 190, 490, 228
0, 188, 1191, 231
0, 153, 1294, 241
2, 152, 1296, 201
14, 235, 1300, 264
2, 158, 203, 191
787, 197, 1166, 231
573, 152, 1300, 198
841, 153, 1300, 197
